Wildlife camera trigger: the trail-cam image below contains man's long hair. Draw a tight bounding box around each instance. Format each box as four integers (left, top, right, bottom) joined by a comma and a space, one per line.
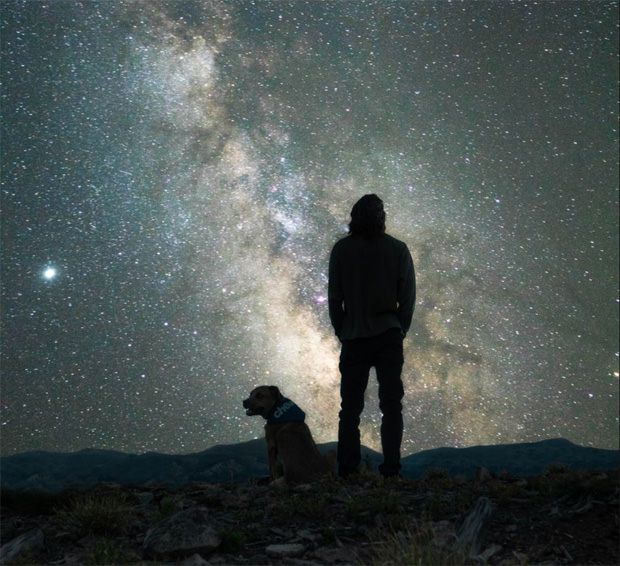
348, 194, 386, 238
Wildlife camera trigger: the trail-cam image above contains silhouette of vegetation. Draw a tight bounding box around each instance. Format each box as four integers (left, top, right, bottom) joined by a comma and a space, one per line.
366, 522, 466, 566
53, 493, 133, 536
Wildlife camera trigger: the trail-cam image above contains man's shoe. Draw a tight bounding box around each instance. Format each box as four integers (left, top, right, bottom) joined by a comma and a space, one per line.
378, 463, 401, 478
382, 474, 404, 486
338, 471, 357, 481
382, 473, 403, 480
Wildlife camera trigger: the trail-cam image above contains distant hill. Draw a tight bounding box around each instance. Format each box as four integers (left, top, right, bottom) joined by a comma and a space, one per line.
1, 438, 617, 492
399, 438, 618, 478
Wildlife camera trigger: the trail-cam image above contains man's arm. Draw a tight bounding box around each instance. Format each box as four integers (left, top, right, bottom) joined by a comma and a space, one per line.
328, 245, 345, 338
397, 245, 415, 336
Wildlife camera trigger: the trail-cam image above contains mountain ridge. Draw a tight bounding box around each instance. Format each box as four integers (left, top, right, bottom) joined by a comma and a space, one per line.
1, 437, 617, 492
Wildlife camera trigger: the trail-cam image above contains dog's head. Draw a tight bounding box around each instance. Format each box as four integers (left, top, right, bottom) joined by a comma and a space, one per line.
243, 385, 284, 419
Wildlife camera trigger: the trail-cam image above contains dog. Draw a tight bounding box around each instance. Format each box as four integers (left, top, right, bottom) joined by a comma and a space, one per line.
243, 385, 334, 484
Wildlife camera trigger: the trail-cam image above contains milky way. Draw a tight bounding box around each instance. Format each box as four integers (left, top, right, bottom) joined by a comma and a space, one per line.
1, 0, 618, 456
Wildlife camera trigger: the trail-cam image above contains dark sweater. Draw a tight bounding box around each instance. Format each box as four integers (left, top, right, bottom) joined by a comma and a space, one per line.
328, 233, 415, 340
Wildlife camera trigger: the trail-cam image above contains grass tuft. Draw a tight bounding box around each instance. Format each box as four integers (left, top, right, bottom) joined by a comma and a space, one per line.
346, 488, 402, 518
54, 492, 133, 536
156, 494, 181, 520
83, 537, 137, 565
365, 522, 466, 566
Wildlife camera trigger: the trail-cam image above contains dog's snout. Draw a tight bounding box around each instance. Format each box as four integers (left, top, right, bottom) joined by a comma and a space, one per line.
242, 398, 250, 408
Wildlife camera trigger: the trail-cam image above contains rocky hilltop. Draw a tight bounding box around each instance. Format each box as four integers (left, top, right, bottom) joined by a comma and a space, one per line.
1, 466, 618, 565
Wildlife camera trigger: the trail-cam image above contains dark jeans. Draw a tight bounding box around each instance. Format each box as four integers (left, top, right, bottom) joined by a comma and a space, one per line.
337, 328, 404, 477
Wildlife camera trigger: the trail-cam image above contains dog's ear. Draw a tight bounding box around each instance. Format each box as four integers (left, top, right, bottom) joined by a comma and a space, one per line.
269, 385, 284, 402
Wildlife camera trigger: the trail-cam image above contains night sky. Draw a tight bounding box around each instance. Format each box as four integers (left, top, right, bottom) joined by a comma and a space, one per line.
1, 0, 618, 457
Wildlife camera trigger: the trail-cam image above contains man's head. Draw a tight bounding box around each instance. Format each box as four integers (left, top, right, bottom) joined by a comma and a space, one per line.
349, 194, 386, 238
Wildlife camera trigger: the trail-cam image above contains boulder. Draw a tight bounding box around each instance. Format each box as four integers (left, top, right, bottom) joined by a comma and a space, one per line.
180, 552, 211, 565
143, 507, 220, 559
266, 543, 306, 558
0, 528, 45, 563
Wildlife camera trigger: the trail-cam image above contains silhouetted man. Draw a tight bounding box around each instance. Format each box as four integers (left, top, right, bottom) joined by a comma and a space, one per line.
328, 194, 415, 478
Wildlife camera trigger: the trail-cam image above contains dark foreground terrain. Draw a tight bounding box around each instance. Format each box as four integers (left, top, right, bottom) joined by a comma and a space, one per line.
1, 466, 618, 565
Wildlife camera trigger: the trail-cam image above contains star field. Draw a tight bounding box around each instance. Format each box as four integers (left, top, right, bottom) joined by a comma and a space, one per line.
1, 0, 618, 456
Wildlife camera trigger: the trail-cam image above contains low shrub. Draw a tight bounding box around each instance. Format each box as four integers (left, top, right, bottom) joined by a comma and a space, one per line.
366, 523, 466, 566
54, 492, 133, 536
83, 537, 137, 565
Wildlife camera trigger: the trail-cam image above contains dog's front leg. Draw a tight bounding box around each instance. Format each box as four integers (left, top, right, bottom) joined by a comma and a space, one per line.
268, 446, 278, 480
265, 426, 278, 480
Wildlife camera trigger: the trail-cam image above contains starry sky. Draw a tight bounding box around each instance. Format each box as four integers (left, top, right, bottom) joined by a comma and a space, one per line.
1, 0, 618, 457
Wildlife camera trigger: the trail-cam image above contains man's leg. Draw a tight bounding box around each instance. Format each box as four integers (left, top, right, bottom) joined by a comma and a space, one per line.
337, 339, 370, 477
375, 329, 405, 477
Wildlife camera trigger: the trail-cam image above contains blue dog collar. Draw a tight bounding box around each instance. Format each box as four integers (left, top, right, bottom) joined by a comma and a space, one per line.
266, 397, 306, 424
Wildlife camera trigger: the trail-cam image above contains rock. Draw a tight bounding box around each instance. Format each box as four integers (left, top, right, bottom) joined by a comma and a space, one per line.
246, 553, 270, 563
571, 497, 593, 515
0, 528, 45, 563
266, 543, 306, 558
143, 507, 221, 559
270, 526, 292, 538
505, 524, 517, 533
52, 552, 82, 565
297, 529, 320, 542
431, 520, 457, 548
456, 496, 494, 558
310, 545, 355, 563
477, 543, 502, 562
207, 556, 228, 564
51, 530, 74, 543
181, 552, 210, 565
77, 534, 99, 548
0, 518, 18, 542
559, 545, 573, 561
135, 491, 155, 506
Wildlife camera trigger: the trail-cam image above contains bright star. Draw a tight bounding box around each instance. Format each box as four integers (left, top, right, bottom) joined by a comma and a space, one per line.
42, 266, 57, 281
